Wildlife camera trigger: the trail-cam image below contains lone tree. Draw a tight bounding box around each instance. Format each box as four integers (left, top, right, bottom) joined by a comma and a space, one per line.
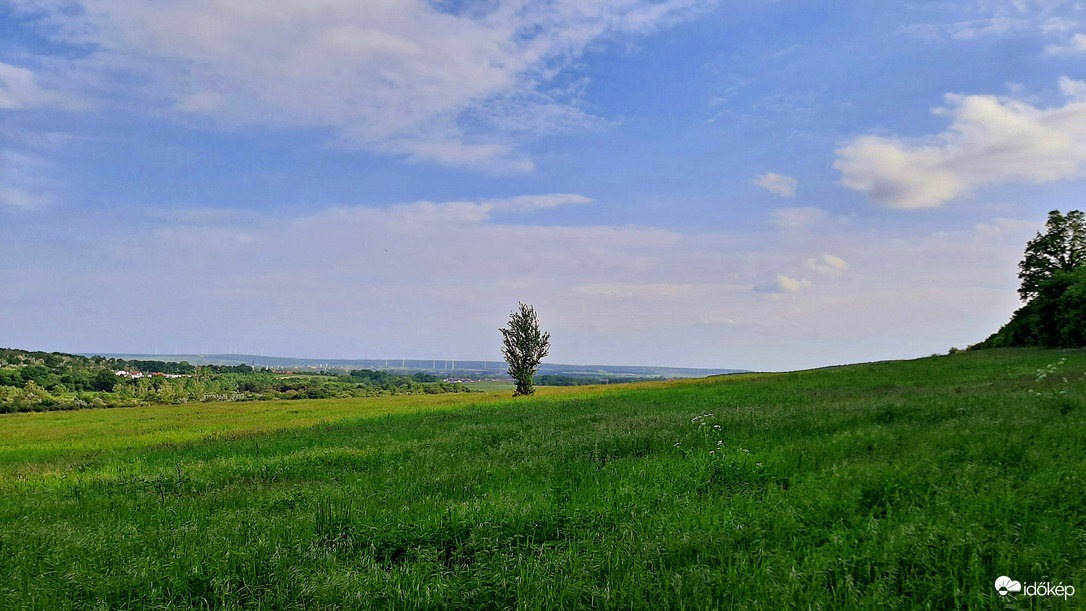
500, 303, 550, 396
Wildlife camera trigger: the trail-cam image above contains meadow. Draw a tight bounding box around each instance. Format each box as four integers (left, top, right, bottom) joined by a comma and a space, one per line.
0, 348, 1083, 609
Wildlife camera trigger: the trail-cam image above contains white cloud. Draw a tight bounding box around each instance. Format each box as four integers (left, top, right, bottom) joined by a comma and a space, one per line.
0, 62, 41, 109
1059, 76, 1086, 101
770, 207, 830, 229
312, 192, 592, 227
488, 193, 593, 212
897, 15, 1033, 41
836, 81, 1086, 208
753, 275, 811, 294
805, 254, 849, 277
949, 16, 1029, 39
11, 0, 712, 171
1041, 17, 1079, 34
1045, 32, 1086, 53
0, 61, 75, 110
753, 172, 798, 198
900, 2, 1081, 42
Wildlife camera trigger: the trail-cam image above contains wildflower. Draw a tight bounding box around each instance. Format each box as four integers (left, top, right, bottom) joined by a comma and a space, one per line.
742, 449, 750, 453
755, 462, 762, 467
717, 440, 723, 445
713, 425, 721, 429
710, 451, 715, 455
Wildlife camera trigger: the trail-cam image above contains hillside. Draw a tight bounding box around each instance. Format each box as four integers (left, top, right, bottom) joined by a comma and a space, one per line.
0, 347, 469, 412
0, 348, 1082, 609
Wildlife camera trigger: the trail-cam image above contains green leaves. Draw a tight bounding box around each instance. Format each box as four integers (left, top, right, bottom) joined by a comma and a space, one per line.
981, 210, 1086, 348
1018, 209, 1086, 301
500, 303, 551, 396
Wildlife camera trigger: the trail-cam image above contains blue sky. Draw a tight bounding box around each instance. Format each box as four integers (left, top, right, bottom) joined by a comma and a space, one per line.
2, 0, 1085, 370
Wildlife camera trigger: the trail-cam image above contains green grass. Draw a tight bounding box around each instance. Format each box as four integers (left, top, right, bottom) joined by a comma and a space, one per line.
461, 380, 516, 392
0, 348, 1083, 609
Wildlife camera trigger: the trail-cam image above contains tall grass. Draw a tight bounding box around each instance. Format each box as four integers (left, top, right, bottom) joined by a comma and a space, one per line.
0, 347, 1083, 609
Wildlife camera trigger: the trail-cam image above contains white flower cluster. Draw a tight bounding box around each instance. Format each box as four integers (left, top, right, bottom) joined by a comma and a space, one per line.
691, 413, 715, 425
1029, 358, 1072, 397
1035, 358, 1067, 383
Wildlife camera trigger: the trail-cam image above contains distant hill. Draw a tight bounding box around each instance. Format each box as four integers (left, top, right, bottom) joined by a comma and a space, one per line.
80, 353, 747, 379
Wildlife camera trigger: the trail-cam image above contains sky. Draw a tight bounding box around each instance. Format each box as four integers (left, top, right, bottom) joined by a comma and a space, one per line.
2, 0, 1085, 371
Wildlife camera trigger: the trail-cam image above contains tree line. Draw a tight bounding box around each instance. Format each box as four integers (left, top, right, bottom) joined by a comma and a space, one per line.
0, 348, 471, 413
975, 209, 1086, 349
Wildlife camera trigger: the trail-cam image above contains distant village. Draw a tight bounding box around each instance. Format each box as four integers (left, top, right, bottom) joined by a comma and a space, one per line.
113, 370, 190, 379
112, 368, 506, 385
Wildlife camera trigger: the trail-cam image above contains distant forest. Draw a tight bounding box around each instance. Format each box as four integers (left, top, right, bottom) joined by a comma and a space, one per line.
0, 348, 470, 413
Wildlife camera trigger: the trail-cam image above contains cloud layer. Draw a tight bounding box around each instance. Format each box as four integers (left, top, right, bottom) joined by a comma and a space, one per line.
9, 0, 711, 170
836, 81, 1086, 208
0, 196, 1038, 369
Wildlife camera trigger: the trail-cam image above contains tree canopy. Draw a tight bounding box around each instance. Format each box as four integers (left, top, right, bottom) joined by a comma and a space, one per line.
976, 209, 1086, 349
500, 303, 550, 396
1018, 210, 1086, 301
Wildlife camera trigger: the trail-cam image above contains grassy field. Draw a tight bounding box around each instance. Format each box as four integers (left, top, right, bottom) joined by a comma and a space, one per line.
461, 380, 517, 393
0, 348, 1083, 609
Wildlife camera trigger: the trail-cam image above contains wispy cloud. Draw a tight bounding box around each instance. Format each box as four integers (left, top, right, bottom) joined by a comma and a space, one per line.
753, 172, 798, 198
973, 217, 1036, 239
770, 207, 834, 230
8, 0, 713, 171
1058, 76, 1086, 101
0, 62, 79, 110
0, 148, 55, 209
1046, 32, 1086, 53
836, 80, 1086, 208
900, 1, 1081, 42
805, 254, 849, 277
573, 283, 716, 298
